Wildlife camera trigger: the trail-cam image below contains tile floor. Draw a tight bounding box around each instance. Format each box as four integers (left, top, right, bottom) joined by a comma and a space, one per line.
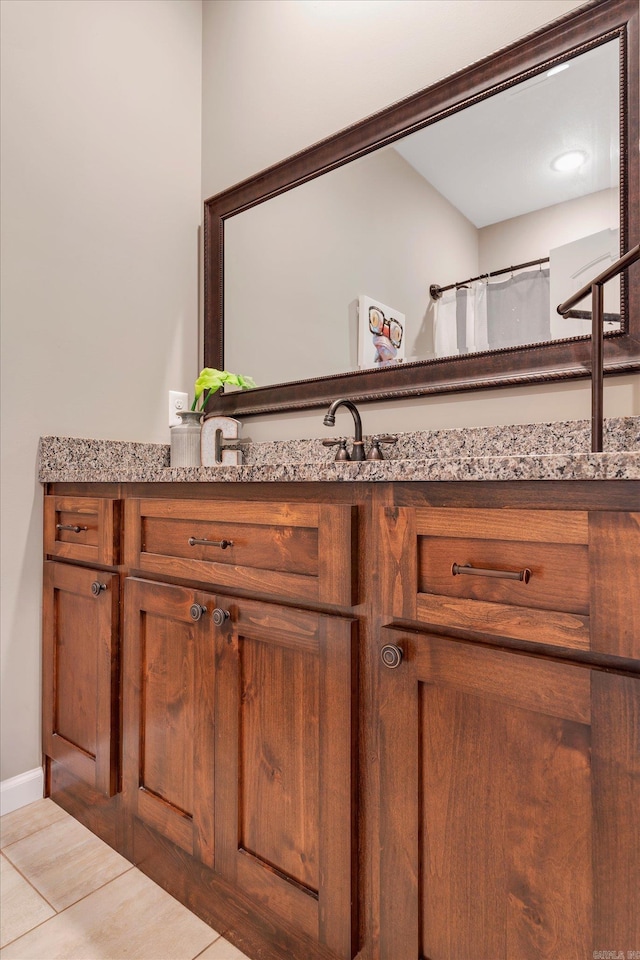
0, 799, 250, 959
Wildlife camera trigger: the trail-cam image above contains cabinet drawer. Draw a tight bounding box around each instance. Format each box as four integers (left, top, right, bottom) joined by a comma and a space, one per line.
44, 495, 119, 566
125, 498, 356, 606
381, 506, 640, 657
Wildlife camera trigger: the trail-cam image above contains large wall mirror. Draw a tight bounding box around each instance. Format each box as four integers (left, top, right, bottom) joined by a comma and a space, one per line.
204, 0, 639, 417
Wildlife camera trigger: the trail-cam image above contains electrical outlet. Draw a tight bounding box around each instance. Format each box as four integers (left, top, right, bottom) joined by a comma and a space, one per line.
168, 390, 189, 427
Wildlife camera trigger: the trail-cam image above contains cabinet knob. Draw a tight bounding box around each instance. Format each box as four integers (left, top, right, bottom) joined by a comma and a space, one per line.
212, 608, 230, 626
91, 581, 106, 597
380, 643, 403, 669
189, 603, 207, 622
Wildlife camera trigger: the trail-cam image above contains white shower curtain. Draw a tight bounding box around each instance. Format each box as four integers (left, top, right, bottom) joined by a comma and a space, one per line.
434, 289, 459, 356
485, 268, 551, 349
434, 281, 488, 357
433, 270, 549, 357
466, 280, 488, 353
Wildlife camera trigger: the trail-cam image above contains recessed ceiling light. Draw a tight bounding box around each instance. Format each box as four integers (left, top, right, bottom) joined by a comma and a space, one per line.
546, 63, 570, 78
551, 150, 587, 172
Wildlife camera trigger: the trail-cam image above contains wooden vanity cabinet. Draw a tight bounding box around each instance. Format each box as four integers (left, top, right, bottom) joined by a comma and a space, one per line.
120, 491, 360, 960
42, 561, 120, 798
378, 628, 640, 959
211, 594, 357, 959
42, 495, 121, 799
122, 578, 216, 866
376, 493, 640, 959
42, 481, 639, 960
123, 576, 358, 959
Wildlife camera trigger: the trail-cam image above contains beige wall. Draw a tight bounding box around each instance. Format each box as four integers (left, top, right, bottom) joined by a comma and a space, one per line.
202, 0, 637, 444
0, 0, 202, 781
479, 189, 619, 273
225, 146, 478, 384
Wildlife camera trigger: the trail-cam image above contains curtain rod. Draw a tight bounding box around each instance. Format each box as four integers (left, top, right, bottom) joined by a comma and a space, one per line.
430, 255, 550, 301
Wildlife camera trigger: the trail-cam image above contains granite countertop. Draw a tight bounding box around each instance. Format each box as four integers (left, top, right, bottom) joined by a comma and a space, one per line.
38, 417, 640, 483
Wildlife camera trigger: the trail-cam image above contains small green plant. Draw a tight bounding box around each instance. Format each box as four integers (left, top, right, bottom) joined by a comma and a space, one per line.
191, 368, 256, 412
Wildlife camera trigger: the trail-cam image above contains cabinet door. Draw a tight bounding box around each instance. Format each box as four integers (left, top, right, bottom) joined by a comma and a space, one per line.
122, 578, 215, 868
213, 596, 358, 960
378, 630, 640, 960
42, 561, 119, 797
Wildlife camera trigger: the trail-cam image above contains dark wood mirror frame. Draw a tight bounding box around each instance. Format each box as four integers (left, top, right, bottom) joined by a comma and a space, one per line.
204, 0, 639, 418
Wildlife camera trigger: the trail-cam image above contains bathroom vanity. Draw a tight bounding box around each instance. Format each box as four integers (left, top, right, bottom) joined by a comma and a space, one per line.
39, 423, 640, 960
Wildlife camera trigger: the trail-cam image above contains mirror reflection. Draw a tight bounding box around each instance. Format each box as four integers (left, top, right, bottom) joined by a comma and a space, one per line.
224, 39, 620, 389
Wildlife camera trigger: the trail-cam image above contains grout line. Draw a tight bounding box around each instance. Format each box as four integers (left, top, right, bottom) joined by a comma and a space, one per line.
191, 934, 223, 959
0, 850, 59, 913
2, 845, 135, 914
0, 906, 59, 950
0, 864, 137, 951
0, 809, 72, 852
0, 851, 57, 951
49, 863, 136, 914
1, 865, 226, 958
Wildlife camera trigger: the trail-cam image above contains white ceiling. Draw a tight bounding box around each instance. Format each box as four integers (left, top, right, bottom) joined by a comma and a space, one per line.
393, 39, 619, 228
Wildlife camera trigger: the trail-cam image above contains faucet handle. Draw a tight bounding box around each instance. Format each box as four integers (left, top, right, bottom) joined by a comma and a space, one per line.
366, 435, 398, 461
322, 438, 351, 461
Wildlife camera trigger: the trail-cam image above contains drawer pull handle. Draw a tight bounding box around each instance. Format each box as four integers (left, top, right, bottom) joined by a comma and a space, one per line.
91, 581, 107, 596
452, 563, 531, 584
57, 523, 87, 534
190, 603, 207, 622
212, 608, 230, 626
381, 643, 404, 669
188, 537, 234, 550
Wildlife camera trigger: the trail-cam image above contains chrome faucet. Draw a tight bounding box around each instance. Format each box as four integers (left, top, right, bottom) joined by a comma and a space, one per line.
323, 398, 365, 461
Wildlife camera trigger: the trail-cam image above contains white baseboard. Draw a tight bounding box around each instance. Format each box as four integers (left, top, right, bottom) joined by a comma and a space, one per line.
0, 767, 44, 817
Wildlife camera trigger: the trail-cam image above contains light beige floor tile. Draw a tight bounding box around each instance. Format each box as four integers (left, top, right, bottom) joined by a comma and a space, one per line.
0, 868, 219, 959
196, 936, 251, 959
0, 856, 56, 949
0, 799, 69, 849
2, 815, 130, 911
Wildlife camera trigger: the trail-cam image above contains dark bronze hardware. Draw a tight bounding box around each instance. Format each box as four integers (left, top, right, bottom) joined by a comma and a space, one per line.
557, 243, 640, 453
212, 608, 230, 626
190, 603, 207, 621
188, 537, 233, 549
380, 643, 404, 669
91, 581, 106, 596
430, 255, 550, 301
322, 437, 351, 461
452, 563, 531, 583
323, 399, 365, 461
366, 435, 398, 460
56, 523, 87, 534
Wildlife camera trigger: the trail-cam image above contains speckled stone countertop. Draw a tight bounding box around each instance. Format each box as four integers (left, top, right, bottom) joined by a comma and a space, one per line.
38, 417, 640, 483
